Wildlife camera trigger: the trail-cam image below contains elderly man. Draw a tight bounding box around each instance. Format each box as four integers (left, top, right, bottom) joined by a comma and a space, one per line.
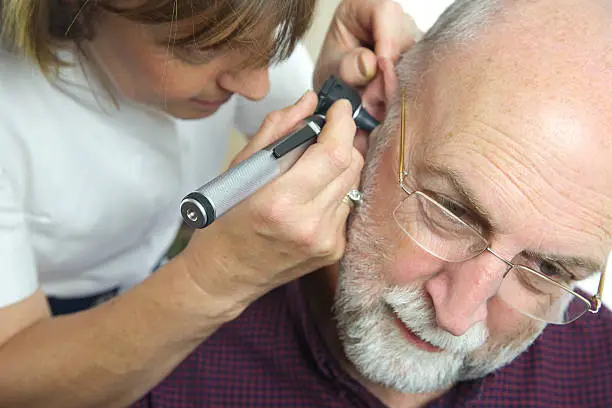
135, 0, 612, 406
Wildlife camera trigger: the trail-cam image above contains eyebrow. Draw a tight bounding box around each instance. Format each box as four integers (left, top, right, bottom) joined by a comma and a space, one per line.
422, 163, 493, 224
421, 164, 603, 278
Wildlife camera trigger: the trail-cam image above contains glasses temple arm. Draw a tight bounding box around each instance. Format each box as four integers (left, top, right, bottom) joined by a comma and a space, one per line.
589, 264, 606, 313
399, 88, 406, 184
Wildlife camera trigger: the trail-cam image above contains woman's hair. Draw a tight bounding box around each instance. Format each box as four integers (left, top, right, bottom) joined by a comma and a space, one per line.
0, 0, 317, 73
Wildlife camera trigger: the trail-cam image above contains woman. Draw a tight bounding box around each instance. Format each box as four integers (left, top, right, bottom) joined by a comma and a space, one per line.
0, 0, 415, 406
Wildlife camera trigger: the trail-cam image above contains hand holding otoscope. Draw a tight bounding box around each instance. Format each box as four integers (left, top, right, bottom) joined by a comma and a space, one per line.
180, 76, 380, 229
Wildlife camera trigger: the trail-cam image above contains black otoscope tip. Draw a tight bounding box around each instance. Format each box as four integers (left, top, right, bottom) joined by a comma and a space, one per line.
354, 108, 379, 132
316, 76, 380, 131
316, 76, 361, 115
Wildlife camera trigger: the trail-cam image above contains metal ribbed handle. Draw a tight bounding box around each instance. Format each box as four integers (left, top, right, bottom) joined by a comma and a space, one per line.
180, 150, 280, 228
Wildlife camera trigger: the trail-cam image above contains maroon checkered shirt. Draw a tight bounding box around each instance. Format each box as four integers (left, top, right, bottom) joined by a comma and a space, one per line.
134, 280, 612, 407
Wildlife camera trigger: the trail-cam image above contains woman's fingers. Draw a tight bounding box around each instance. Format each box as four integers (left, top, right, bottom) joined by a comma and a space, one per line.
337, 47, 379, 87
279, 99, 359, 201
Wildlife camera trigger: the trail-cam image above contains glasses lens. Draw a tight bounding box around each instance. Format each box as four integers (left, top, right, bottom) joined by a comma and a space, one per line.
393, 192, 488, 262
498, 265, 590, 324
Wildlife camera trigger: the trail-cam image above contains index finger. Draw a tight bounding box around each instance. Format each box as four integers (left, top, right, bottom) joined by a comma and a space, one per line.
282, 99, 358, 196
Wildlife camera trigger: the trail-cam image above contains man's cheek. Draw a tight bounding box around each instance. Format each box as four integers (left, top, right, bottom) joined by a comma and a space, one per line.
389, 245, 443, 287
485, 296, 528, 339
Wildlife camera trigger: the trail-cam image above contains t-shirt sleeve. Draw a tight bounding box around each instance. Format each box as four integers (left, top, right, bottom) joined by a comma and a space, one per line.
234, 42, 315, 136
0, 133, 38, 308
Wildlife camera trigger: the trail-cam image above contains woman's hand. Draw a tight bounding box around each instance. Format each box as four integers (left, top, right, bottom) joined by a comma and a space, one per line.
313, 0, 421, 91
180, 92, 363, 313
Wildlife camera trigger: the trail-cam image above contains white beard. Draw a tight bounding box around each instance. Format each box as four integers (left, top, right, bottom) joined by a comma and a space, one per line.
335, 282, 487, 393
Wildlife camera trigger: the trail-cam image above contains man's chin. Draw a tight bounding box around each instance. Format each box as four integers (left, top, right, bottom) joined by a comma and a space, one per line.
336, 309, 464, 394
343, 337, 463, 394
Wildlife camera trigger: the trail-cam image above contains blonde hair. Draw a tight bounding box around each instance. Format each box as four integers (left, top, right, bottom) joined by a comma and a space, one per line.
0, 0, 316, 75
1, 1, 58, 70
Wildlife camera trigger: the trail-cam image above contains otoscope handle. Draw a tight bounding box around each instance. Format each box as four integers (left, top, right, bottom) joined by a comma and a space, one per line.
180, 150, 280, 228
180, 115, 325, 229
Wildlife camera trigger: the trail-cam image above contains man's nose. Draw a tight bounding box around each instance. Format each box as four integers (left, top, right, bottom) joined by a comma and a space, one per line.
425, 252, 507, 336
218, 67, 270, 101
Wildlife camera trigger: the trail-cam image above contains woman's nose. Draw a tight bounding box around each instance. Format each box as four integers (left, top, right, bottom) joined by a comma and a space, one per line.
218, 67, 270, 101
425, 253, 507, 336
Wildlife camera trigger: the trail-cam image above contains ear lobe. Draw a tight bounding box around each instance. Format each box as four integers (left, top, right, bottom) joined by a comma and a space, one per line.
361, 57, 399, 123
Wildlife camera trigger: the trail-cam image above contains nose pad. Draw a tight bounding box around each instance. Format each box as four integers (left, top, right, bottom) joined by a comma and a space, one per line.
219, 67, 270, 101
425, 255, 505, 336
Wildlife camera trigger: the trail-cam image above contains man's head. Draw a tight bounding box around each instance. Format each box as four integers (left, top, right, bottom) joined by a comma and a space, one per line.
334, 0, 612, 394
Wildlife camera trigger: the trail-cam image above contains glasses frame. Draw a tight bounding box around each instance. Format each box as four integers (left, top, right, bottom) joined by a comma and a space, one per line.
396, 89, 605, 321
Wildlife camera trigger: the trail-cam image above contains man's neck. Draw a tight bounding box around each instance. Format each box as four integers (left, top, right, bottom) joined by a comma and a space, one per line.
300, 267, 448, 408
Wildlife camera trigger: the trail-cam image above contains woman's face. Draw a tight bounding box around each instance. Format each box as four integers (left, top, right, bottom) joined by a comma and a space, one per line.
84, 9, 271, 119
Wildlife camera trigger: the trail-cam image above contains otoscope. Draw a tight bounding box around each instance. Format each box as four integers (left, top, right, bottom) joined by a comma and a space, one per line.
180, 76, 380, 229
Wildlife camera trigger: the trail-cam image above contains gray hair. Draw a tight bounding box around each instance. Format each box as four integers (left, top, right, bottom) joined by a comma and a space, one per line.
422, 0, 503, 46
396, 0, 504, 98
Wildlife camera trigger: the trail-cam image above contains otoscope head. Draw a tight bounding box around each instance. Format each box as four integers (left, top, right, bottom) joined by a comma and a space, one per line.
315, 75, 380, 132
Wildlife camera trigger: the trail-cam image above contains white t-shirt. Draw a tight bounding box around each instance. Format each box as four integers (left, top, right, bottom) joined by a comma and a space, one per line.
0, 44, 314, 308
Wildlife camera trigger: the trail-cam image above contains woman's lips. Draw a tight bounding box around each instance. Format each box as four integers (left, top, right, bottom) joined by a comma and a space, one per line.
392, 313, 445, 353
190, 96, 231, 109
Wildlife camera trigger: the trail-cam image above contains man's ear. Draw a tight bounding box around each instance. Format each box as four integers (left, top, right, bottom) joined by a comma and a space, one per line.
361, 57, 399, 123
352, 57, 398, 157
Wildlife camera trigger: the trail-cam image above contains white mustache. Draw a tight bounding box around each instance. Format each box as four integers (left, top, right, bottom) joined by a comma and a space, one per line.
383, 285, 489, 354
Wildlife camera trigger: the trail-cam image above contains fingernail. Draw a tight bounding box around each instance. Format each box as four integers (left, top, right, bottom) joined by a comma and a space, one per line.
359, 54, 375, 80
296, 90, 310, 104
341, 99, 353, 114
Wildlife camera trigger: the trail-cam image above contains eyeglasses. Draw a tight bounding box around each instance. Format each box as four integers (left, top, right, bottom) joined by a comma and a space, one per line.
393, 89, 606, 324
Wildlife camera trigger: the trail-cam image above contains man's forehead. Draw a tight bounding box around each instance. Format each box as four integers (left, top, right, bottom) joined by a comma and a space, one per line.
414, 158, 611, 267
414, 95, 612, 229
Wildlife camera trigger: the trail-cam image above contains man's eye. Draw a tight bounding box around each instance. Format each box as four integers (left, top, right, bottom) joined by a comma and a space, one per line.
537, 260, 573, 283
439, 197, 467, 218
518, 253, 575, 284
428, 193, 468, 218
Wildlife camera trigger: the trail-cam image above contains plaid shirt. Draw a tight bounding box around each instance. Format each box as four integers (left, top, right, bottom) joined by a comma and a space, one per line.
134, 280, 612, 407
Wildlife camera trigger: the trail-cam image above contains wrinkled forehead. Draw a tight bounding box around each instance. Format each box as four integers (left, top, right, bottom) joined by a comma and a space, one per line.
407, 0, 612, 253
